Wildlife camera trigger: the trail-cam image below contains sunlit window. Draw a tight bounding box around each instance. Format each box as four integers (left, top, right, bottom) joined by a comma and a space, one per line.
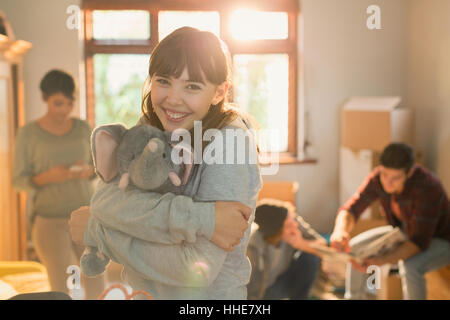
230, 10, 288, 40
234, 54, 289, 152
92, 10, 150, 40
158, 11, 220, 40
85, 1, 298, 157
94, 54, 149, 128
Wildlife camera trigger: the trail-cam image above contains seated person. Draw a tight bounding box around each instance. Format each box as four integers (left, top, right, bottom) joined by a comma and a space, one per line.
247, 199, 326, 300
330, 143, 450, 299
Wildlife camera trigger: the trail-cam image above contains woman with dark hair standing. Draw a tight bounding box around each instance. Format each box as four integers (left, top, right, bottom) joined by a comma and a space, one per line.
13, 69, 105, 299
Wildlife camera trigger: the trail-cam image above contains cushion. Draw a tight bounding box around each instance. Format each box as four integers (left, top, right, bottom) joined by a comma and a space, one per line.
0, 279, 18, 300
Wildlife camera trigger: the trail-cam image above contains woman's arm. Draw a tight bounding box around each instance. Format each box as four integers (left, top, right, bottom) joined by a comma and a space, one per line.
89, 179, 215, 245
329, 210, 355, 251
83, 125, 262, 286
88, 120, 255, 247
13, 127, 82, 190
90, 176, 251, 248
13, 128, 37, 192
32, 165, 73, 186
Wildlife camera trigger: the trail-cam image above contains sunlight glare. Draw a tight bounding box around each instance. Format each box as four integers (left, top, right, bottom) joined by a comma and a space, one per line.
158, 11, 220, 40
230, 9, 288, 40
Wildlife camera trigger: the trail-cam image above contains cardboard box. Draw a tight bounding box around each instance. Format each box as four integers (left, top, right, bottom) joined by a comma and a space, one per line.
258, 181, 299, 204
341, 96, 413, 152
339, 147, 383, 220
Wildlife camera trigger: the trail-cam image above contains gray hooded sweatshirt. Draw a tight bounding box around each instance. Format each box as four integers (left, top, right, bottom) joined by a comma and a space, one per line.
84, 115, 262, 299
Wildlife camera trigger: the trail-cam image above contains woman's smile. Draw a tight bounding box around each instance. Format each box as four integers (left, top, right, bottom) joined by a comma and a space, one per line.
150, 68, 226, 132
160, 106, 193, 123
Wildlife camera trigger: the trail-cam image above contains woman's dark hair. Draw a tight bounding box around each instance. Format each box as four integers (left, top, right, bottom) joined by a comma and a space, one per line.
40, 69, 76, 100
255, 199, 296, 240
255, 204, 288, 240
380, 143, 415, 173
141, 27, 238, 150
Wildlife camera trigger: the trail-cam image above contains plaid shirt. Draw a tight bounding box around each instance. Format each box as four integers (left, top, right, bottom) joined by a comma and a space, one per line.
340, 165, 450, 251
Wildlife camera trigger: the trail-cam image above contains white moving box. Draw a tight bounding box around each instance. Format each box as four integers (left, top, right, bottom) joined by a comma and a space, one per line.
341, 96, 413, 152
339, 147, 382, 220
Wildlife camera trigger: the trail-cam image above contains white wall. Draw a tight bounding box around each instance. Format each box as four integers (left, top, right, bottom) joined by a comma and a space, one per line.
1, 0, 82, 122
5, 0, 446, 235
266, 0, 408, 233
406, 0, 450, 194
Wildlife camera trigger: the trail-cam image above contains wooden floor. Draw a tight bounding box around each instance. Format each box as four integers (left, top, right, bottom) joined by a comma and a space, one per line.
425, 266, 450, 300
309, 269, 345, 300
38, 257, 450, 300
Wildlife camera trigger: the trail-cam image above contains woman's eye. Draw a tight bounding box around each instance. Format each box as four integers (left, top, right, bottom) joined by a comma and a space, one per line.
156, 78, 170, 85
187, 84, 202, 91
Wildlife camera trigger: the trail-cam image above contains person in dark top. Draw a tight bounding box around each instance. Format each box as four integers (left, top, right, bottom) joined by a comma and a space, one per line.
330, 143, 450, 299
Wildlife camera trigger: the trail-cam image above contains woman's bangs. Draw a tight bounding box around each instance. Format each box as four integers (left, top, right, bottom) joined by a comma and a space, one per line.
151, 40, 220, 84
150, 48, 186, 79
185, 49, 212, 83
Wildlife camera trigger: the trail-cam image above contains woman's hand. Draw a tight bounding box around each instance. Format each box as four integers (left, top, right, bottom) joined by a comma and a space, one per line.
282, 227, 305, 250
211, 201, 252, 252
330, 229, 351, 252
48, 165, 73, 182
70, 161, 95, 180
33, 165, 72, 186
68, 206, 91, 245
79, 164, 95, 179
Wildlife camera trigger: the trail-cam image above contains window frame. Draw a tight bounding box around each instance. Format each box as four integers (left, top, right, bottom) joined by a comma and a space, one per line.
82, 0, 299, 160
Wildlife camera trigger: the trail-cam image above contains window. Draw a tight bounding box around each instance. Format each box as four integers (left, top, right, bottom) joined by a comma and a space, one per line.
93, 54, 148, 128
234, 54, 289, 152
158, 11, 220, 39
92, 10, 150, 40
230, 10, 288, 40
83, 0, 299, 159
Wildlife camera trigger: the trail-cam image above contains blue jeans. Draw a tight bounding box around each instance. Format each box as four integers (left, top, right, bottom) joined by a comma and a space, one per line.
345, 226, 450, 300
263, 252, 321, 300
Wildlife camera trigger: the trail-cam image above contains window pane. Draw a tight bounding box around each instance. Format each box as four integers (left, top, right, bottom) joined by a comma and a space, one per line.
233, 54, 289, 152
158, 11, 220, 40
93, 10, 150, 40
230, 10, 288, 40
94, 54, 149, 128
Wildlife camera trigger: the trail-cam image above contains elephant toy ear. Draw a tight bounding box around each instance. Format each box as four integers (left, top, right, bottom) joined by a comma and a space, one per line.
92, 124, 127, 182
172, 143, 194, 185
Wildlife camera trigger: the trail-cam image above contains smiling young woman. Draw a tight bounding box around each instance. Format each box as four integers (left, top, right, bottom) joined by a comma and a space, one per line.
70, 27, 263, 300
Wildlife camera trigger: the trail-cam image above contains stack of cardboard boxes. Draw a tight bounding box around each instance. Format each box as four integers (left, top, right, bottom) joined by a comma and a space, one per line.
339, 96, 414, 299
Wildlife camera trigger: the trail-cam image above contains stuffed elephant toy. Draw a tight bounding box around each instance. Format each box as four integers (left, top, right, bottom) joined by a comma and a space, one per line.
80, 123, 193, 277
